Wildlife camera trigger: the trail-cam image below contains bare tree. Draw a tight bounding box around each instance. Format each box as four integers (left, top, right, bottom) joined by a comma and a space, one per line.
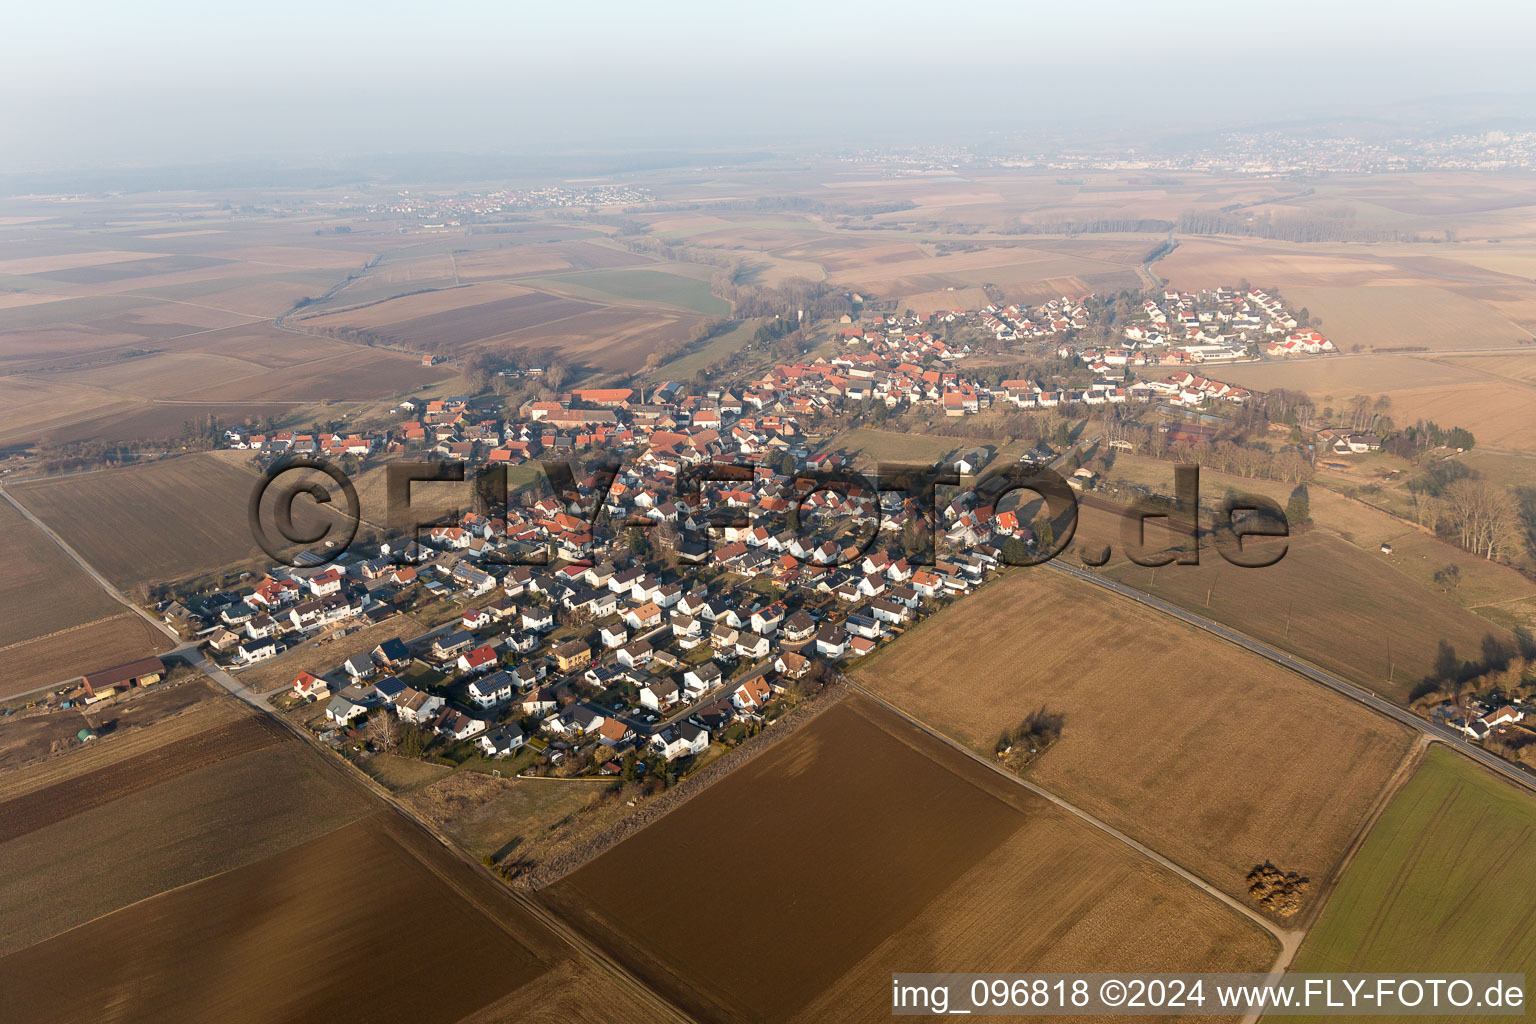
366, 711, 400, 752
1442, 479, 1521, 560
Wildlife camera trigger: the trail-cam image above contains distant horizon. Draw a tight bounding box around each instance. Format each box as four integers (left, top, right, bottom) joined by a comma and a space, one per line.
8, 0, 1536, 174
8, 91, 1536, 195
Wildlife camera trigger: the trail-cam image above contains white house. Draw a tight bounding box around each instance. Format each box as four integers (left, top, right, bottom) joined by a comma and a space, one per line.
466, 670, 514, 708
640, 678, 680, 710
477, 723, 525, 758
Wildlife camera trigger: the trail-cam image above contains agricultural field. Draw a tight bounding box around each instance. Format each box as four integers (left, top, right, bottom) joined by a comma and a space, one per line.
855, 568, 1414, 904
1292, 746, 1536, 992
1096, 452, 1536, 618
0, 679, 663, 1023
819, 242, 1142, 303
0, 612, 173, 700
0, 496, 124, 647
9, 454, 268, 588
297, 277, 711, 371
1209, 352, 1536, 452
1, 814, 549, 1024
545, 695, 1277, 1023
1284, 284, 1529, 352
529, 266, 731, 315
1088, 511, 1511, 696
449, 239, 651, 282
1042, 465, 1518, 693
646, 317, 762, 379
1214, 353, 1480, 395
1157, 235, 1536, 352
0, 723, 374, 956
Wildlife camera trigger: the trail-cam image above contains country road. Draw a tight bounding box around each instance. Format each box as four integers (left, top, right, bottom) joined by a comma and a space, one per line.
1045, 558, 1536, 796
0, 483, 268, 708
0, 482, 692, 1022
11, 458, 1536, 1020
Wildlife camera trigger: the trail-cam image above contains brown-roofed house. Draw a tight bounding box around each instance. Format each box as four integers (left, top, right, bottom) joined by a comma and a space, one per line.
81, 656, 166, 698
554, 639, 592, 673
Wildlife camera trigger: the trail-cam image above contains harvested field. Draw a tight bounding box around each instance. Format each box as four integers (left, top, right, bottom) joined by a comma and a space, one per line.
38, 350, 272, 400
545, 695, 1276, 1024
1292, 746, 1536, 987
0, 813, 549, 1024
297, 281, 535, 329
30, 253, 234, 285
1437, 351, 1536, 384
204, 244, 371, 271
0, 496, 123, 647
0, 741, 374, 955
1284, 285, 1529, 352
501, 305, 708, 371
452, 240, 653, 280
1096, 452, 1536, 613
0, 714, 284, 841
1158, 238, 1418, 292
10, 455, 265, 588
1082, 507, 1508, 697
373, 291, 600, 349
1374, 380, 1536, 453
160, 322, 365, 368
827, 245, 1137, 302
0, 250, 159, 276
1214, 354, 1480, 395
33, 401, 303, 447
854, 568, 1414, 904
178, 347, 452, 402
0, 613, 173, 700
0, 376, 133, 446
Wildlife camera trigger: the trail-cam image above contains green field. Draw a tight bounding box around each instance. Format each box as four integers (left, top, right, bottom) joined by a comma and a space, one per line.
529, 267, 730, 315
1293, 746, 1536, 987
647, 318, 761, 379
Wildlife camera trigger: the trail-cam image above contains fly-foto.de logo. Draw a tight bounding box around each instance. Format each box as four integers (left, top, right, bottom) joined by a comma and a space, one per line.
249, 456, 1288, 571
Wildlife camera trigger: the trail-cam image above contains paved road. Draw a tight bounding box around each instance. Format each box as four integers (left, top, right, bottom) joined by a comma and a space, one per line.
1, 483, 271, 708
1045, 558, 1536, 796
3, 483, 689, 1020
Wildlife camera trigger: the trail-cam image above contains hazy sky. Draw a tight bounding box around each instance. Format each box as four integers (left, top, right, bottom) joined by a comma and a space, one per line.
6, 0, 1535, 170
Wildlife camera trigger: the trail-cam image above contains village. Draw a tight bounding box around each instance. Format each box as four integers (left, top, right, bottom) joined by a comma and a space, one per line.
51, 280, 1494, 789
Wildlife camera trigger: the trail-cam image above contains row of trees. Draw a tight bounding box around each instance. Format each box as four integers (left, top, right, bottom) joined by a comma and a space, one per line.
1175, 211, 1398, 243
1436, 478, 1525, 560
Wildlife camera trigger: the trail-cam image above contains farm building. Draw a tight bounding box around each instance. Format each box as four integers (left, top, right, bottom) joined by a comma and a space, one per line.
80, 656, 166, 698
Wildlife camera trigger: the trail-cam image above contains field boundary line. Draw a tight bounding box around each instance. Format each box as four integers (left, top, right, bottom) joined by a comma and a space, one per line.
846, 680, 1297, 950
217, 681, 696, 1024
0, 612, 135, 656
1047, 559, 1536, 796
522, 684, 847, 890
0, 484, 183, 647
1292, 734, 1430, 938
